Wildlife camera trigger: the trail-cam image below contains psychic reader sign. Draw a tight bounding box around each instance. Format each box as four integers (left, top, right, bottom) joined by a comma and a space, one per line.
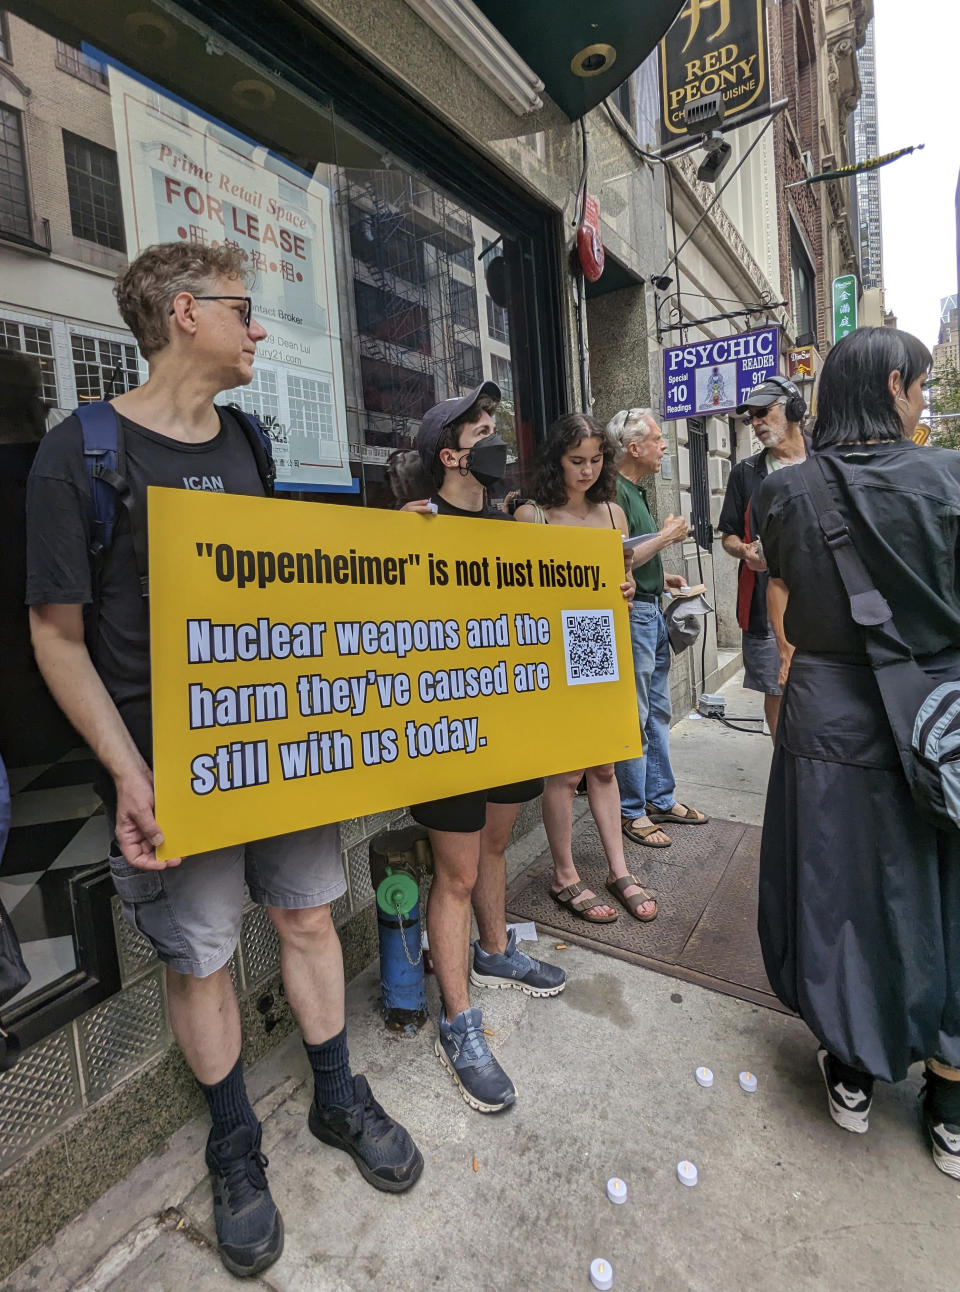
149, 490, 641, 858
662, 326, 779, 421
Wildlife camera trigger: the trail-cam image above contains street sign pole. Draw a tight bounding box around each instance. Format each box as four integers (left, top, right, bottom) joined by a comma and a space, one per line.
832, 274, 858, 343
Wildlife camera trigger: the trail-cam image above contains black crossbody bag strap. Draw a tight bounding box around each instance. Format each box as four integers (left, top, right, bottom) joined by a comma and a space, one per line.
795, 454, 931, 780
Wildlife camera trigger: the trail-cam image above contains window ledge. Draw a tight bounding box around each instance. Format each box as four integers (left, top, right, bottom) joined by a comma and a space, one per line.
0, 229, 51, 256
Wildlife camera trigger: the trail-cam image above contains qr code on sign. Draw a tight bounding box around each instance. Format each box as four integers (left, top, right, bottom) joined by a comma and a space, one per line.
561, 609, 619, 686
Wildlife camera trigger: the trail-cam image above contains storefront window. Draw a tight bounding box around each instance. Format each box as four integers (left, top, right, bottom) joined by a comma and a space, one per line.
0, 318, 58, 402
71, 333, 141, 402
0, 0, 557, 1033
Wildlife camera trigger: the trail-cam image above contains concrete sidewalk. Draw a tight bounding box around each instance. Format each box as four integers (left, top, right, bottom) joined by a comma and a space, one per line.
4, 677, 956, 1292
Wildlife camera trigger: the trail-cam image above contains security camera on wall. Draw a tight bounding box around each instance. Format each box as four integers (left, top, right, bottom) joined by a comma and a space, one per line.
682, 93, 732, 185
696, 133, 732, 184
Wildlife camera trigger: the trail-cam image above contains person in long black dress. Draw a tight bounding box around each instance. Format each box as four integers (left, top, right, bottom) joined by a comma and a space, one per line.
754, 326, 960, 1179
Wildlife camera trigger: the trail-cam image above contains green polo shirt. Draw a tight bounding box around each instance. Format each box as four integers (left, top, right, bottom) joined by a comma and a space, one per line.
616, 474, 663, 596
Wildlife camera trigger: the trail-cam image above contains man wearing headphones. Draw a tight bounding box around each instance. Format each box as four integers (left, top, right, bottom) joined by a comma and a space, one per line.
718, 376, 808, 740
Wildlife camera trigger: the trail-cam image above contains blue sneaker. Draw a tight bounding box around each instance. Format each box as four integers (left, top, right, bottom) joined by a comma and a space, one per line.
470, 928, 566, 997
308, 1074, 423, 1193
205, 1123, 283, 1279
435, 1007, 516, 1114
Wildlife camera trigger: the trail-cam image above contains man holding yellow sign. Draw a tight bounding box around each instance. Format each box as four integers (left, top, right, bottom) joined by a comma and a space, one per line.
25, 243, 422, 1280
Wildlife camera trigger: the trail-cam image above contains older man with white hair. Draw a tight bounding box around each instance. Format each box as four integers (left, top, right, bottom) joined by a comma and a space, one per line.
608, 408, 708, 849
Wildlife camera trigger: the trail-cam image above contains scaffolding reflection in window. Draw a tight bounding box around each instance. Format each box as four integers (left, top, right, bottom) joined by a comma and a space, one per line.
336, 164, 516, 500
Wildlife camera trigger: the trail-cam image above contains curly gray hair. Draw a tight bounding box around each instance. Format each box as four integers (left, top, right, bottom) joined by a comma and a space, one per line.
606, 407, 657, 459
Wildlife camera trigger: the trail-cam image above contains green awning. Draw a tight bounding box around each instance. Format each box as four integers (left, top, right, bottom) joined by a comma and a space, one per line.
473, 0, 685, 120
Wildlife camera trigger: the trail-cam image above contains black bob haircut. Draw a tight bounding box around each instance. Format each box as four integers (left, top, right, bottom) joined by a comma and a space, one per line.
812, 326, 932, 450
533, 412, 618, 508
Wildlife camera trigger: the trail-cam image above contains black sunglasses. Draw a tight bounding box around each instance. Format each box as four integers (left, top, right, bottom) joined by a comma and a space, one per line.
742, 399, 784, 425
169, 295, 253, 326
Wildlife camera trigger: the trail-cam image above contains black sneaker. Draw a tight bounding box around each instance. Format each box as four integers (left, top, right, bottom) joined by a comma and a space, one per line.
309, 1073, 423, 1193
204, 1123, 283, 1279
470, 928, 566, 997
436, 1007, 516, 1114
817, 1048, 873, 1134
920, 1068, 960, 1180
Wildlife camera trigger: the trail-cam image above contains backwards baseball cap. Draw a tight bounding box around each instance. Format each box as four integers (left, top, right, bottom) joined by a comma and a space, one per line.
735, 377, 799, 415
416, 380, 501, 469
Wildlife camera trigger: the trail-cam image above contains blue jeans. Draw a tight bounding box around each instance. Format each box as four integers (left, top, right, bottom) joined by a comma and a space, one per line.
615, 602, 676, 819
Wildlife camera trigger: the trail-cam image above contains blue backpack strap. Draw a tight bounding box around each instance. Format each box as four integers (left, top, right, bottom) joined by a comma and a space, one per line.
76, 401, 148, 600
77, 401, 121, 554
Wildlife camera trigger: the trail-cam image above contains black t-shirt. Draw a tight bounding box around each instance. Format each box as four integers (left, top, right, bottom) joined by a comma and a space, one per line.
431, 493, 514, 522
26, 408, 267, 764
717, 448, 775, 635
754, 440, 960, 659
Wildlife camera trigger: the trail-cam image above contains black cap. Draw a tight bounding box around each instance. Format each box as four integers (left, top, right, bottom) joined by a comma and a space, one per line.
416, 381, 501, 469
735, 377, 799, 415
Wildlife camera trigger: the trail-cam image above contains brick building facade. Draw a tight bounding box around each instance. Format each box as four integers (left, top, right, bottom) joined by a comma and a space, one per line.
769, 0, 868, 352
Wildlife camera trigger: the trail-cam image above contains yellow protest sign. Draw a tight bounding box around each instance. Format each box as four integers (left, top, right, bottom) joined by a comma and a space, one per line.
149, 489, 641, 858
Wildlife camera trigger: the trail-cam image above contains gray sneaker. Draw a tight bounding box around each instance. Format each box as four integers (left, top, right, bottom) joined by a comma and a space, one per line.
435, 1007, 516, 1114
470, 928, 566, 997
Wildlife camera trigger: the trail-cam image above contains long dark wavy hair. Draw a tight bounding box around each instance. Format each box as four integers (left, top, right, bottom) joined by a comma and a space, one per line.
533, 413, 619, 508
812, 326, 932, 449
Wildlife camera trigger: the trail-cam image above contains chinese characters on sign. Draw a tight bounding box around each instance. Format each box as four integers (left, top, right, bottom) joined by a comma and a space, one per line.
661, 326, 780, 421
832, 274, 858, 344
109, 67, 351, 489
658, 0, 771, 151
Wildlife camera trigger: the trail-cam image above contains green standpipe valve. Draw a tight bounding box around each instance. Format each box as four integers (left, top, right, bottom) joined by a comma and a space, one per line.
376, 867, 419, 917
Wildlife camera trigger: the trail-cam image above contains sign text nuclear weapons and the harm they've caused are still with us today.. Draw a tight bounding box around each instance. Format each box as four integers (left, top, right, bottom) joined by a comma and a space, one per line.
149, 490, 642, 859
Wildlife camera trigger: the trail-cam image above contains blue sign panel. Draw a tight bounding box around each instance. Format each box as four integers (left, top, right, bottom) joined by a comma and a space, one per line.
662, 326, 780, 421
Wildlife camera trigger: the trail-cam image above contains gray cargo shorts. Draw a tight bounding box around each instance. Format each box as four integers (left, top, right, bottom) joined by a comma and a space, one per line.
108, 823, 345, 978
741, 630, 782, 696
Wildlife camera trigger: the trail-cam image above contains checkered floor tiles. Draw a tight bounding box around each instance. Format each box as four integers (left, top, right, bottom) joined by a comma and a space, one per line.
1, 748, 109, 1009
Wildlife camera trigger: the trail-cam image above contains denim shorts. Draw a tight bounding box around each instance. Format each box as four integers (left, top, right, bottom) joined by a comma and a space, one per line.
108, 823, 345, 978
741, 630, 782, 696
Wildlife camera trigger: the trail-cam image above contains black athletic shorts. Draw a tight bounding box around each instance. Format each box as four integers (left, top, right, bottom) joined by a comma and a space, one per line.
410, 779, 544, 833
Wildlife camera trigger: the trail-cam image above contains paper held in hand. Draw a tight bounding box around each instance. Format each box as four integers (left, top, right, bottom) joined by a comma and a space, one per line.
622, 533, 663, 564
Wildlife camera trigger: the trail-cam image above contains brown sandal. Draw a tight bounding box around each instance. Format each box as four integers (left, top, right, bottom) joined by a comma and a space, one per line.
645, 801, 708, 826
550, 881, 618, 924
605, 874, 658, 922
622, 818, 672, 848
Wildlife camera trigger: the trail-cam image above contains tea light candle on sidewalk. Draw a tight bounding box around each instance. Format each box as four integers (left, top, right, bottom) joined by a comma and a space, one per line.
695, 1066, 714, 1088
606, 1176, 628, 1204
589, 1257, 614, 1290
677, 1159, 699, 1187
739, 1070, 758, 1093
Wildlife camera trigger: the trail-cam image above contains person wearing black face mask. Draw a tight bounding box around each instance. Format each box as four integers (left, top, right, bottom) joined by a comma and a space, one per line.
401, 384, 565, 1118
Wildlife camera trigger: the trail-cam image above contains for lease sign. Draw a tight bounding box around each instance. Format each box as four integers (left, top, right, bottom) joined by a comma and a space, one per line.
109, 67, 351, 490
662, 326, 779, 421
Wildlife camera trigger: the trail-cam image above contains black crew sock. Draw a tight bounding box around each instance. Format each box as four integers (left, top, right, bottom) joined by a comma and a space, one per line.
199, 1055, 259, 1141
924, 1066, 960, 1126
305, 1027, 354, 1108
827, 1051, 874, 1092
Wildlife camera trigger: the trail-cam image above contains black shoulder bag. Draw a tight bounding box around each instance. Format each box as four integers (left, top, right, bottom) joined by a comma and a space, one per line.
797, 454, 960, 833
